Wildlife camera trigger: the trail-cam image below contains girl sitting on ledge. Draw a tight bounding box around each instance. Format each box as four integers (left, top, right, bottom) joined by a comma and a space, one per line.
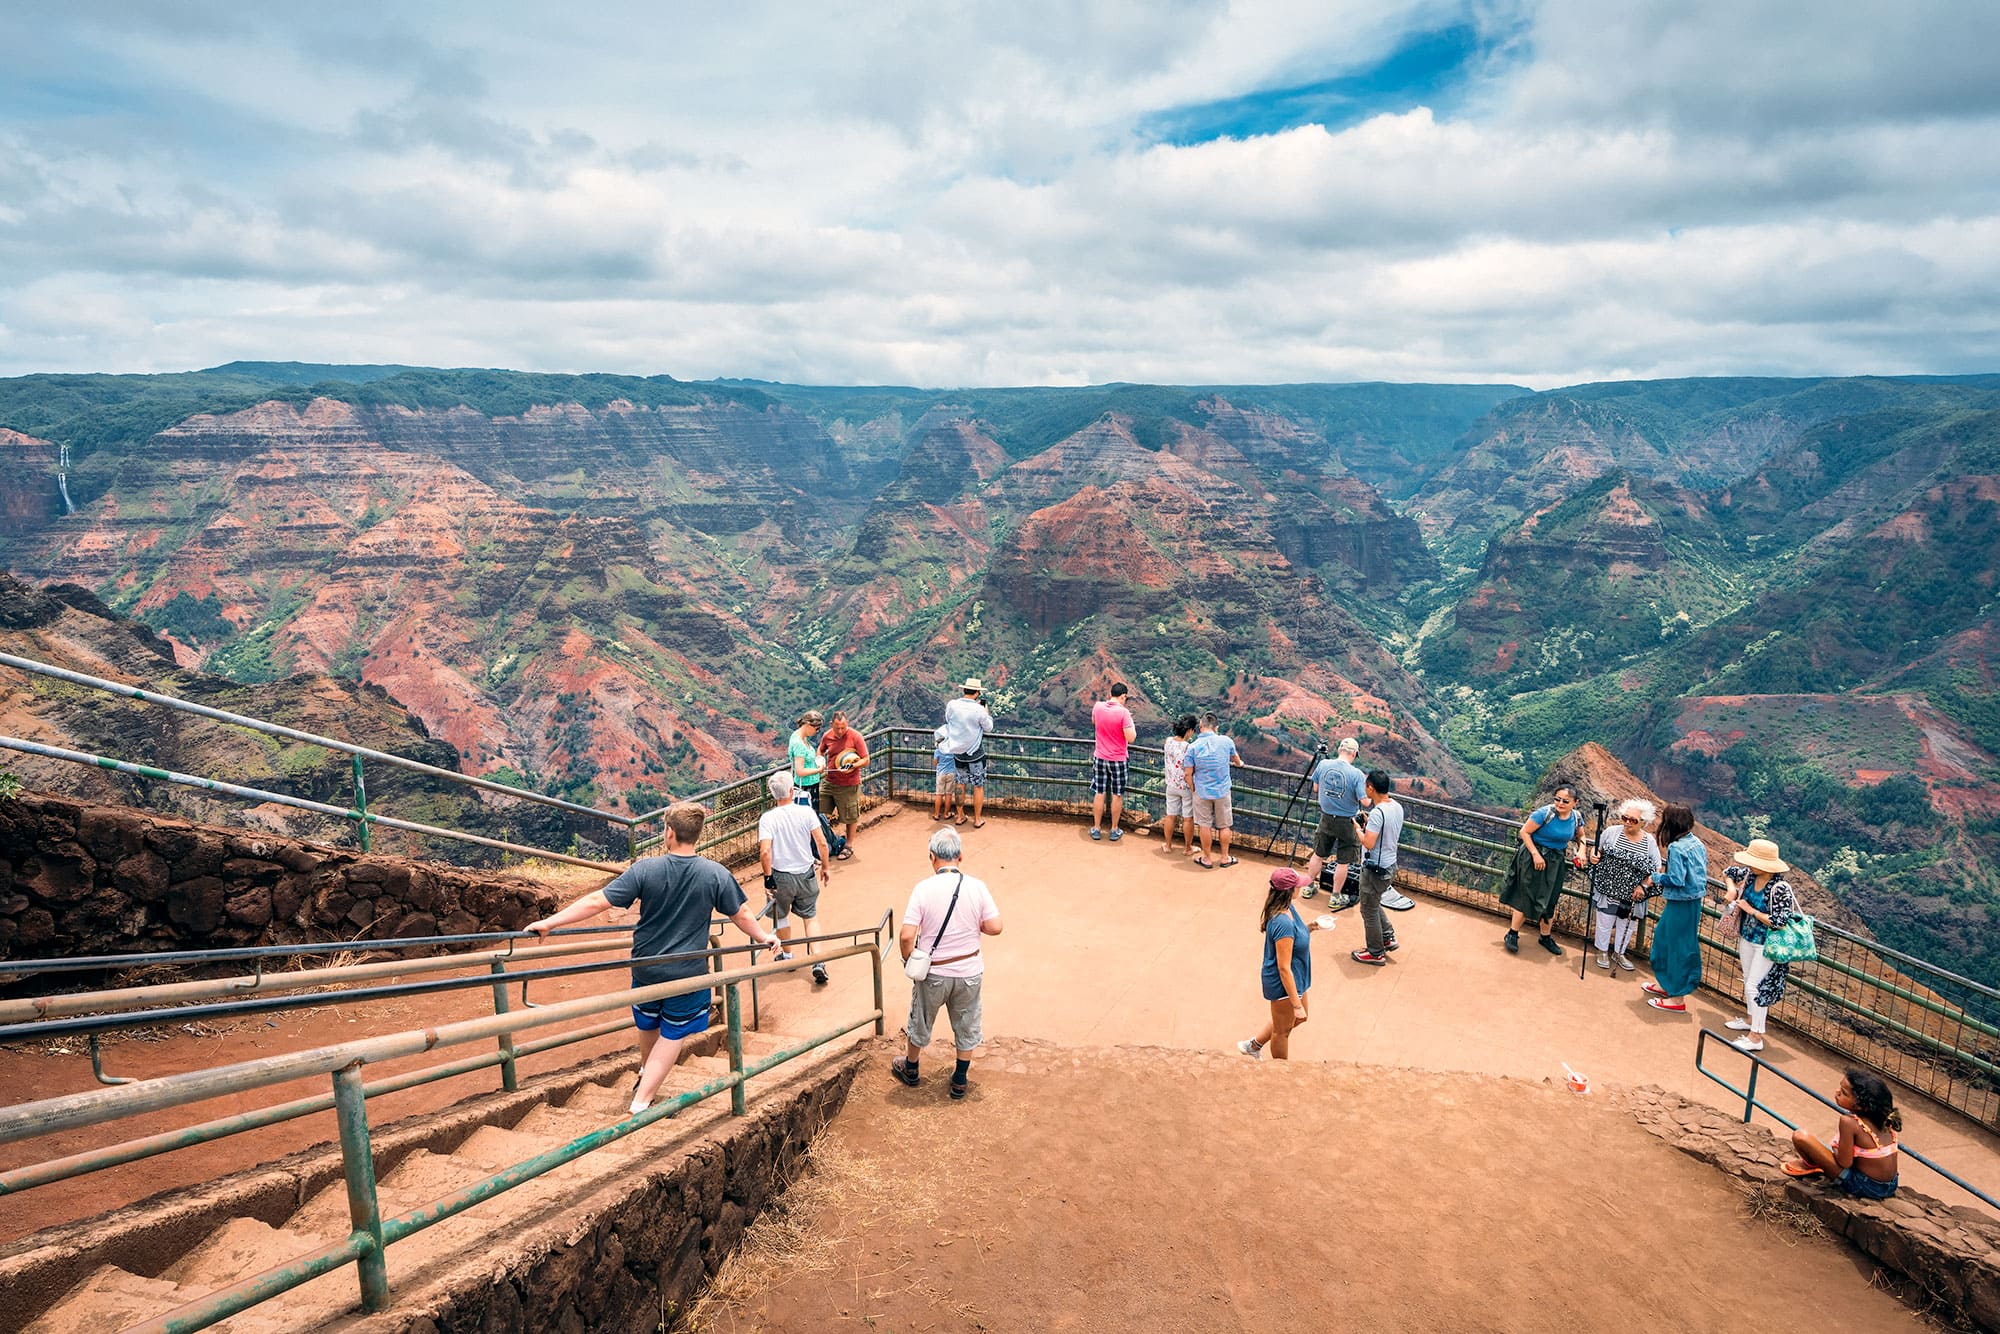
1782, 1070, 1901, 1200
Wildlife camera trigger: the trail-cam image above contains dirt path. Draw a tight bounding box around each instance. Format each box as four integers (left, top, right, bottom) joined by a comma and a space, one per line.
698, 1039, 1920, 1333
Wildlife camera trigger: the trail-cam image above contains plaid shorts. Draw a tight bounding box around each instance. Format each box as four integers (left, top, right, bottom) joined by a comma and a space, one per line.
1091, 758, 1129, 795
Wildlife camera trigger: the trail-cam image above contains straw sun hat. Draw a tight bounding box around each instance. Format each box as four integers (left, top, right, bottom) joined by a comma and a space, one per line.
1734, 838, 1790, 875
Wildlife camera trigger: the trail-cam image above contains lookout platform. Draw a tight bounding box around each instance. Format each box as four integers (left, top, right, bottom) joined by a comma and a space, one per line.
6, 802, 2000, 1331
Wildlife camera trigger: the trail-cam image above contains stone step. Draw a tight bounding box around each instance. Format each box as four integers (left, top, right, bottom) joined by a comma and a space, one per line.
21, 1264, 189, 1334
163, 1216, 337, 1291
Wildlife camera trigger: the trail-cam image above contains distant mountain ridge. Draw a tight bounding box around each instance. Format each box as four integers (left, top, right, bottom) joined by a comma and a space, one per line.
3, 364, 1998, 979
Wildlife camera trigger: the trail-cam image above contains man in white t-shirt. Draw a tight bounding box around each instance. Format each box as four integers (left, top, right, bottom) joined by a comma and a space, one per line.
758, 772, 833, 985
892, 826, 1003, 1100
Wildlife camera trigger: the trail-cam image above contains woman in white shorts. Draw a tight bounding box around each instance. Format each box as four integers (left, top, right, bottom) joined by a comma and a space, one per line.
1160, 714, 1197, 855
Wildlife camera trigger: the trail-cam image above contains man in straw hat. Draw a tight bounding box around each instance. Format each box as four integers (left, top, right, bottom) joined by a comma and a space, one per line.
936, 676, 994, 828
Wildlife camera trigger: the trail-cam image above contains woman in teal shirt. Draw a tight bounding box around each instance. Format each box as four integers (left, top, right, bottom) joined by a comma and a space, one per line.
1499, 784, 1581, 956
789, 710, 826, 807
1642, 803, 1707, 1011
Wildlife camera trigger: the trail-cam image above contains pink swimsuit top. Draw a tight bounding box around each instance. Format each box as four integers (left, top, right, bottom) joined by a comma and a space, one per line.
1851, 1131, 1898, 1159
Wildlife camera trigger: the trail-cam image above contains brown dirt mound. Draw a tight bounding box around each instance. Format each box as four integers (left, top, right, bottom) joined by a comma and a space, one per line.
696, 1037, 1921, 1333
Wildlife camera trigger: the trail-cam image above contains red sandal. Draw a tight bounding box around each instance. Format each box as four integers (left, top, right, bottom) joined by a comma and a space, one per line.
1642, 981, 1668, 997
1646, 997, 1687, 1012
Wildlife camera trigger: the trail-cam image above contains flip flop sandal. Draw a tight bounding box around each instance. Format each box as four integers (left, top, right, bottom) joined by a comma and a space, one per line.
1781, 1161, 1824, 1178
1219, 857, 1240, 867
1194, 857, 1214, 869
973, 820, 987, 828
1646, 997, 1688, 1012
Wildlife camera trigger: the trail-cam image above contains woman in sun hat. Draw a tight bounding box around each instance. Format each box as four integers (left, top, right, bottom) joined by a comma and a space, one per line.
1643, 803, 1707, 1011
1236, 867, 1330, 1061
1721, 837, 1800, 1052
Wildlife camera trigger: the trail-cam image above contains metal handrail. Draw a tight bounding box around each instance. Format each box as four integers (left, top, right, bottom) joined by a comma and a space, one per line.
0, 733, 627, 870
0, 922, 634, 977
0, 928, 862, 1043
8, 935, 889, 1333
0, 651, 627, 824
1694, 1027, 1999, 1210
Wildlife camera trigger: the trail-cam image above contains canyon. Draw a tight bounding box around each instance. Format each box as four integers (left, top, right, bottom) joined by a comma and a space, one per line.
2, 363, 1997, 978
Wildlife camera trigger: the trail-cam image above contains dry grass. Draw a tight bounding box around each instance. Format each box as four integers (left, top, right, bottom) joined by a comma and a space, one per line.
679, 1095, 995, 1333
1741, 1183, 1829, 1241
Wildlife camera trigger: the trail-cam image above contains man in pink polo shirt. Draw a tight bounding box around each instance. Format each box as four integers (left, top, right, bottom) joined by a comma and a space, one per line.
1090, 682, 1138, 842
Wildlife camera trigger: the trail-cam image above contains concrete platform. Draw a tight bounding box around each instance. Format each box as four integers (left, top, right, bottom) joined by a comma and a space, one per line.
758, 802, 2000, 1215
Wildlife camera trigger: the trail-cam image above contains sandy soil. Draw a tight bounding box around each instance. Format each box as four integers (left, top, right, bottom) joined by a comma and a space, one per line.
700, 1041, 1922, 1334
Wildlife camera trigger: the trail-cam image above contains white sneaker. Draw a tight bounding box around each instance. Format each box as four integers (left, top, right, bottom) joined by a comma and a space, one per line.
773, 949, 794, 962
1236, 1039, 1265, 1060
1725, 1018, 1754, 1031
1615, 953, 1636, 972
1731, 1035, 1765, 1052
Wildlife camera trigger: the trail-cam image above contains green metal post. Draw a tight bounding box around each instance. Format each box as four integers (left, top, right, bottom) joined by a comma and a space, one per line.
725, 982, 746, 1116
489, 961, 518, 1092
872, 933, 885, 1037
332, 1063, 390, 1312
351, 755, 371, 852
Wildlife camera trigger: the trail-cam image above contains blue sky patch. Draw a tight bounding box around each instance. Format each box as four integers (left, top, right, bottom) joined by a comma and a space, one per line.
1140, 22, 1509, 146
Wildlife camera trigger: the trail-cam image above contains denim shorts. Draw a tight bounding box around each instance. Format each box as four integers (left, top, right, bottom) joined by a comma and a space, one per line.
1836, 1166, 1898, 1200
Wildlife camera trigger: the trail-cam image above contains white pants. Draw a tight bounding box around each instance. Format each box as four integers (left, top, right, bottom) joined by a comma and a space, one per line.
1593, 910, 1639, 956
1739, 937, 1774, 1034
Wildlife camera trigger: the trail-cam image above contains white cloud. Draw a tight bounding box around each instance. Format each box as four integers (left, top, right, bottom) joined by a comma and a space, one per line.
0, 1, 1996, 384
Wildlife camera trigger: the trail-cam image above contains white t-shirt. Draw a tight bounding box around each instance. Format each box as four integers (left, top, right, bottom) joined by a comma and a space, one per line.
758, 802, 821, 874
903, 868, 999, 979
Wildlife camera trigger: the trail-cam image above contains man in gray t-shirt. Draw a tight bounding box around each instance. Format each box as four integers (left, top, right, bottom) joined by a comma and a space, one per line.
1351, 770, 1406, 965
528, 801, 779, 1115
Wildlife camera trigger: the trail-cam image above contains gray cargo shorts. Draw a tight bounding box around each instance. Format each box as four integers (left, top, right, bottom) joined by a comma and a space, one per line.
770, 868, 820, 923
906, 973, 984, 1052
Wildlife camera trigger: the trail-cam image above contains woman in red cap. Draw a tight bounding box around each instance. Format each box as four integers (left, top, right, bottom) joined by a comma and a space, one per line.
1237, 867, 1329, 1060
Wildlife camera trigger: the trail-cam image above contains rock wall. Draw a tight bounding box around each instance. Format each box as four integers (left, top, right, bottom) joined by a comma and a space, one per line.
0, 791, 560, 967
1626, 1083, 2000, 1330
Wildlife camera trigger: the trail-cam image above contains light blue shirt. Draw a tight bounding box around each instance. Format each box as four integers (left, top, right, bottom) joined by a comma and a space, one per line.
1185, 731, 1238, 800
1364, 800, 1404, 870
1313, 757, 1366, 817
1653, 834, 1708, 900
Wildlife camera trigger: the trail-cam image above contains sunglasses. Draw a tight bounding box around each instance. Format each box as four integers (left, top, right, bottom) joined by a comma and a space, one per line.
1620, 815, 1642, 823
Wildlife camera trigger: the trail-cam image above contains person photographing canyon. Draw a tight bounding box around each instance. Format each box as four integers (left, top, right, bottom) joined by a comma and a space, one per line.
936, 677, 994, 828
1089, 682, 1137, 842
524, 801, 780, 1115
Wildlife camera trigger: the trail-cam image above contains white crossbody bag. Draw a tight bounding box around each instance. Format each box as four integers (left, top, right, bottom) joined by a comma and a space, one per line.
903, 871, 964, 981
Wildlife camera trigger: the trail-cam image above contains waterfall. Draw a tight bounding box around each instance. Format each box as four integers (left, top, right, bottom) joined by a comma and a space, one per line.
57, 442, 75, 515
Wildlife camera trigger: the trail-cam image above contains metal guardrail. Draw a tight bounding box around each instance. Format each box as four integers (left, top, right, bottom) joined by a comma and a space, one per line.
0, 913, 891, 1332
1695, 1026, 1999, 1211
0, 910, 890, 1196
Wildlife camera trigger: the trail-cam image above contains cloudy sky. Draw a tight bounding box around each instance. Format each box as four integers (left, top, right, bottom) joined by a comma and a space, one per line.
2, 1, 1997, 387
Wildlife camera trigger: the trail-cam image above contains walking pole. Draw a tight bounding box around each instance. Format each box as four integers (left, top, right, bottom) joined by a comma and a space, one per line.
1581, 801, 1608, 981
1266, 742, 1327, 859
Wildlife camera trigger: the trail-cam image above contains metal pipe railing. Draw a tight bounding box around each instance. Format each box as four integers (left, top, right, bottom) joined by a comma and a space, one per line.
25, 937, 888, 1333
0, 734, 625, 872
1695, 1027, 1999, 1210
0, 922, 633, 978
0, 651, 625, 824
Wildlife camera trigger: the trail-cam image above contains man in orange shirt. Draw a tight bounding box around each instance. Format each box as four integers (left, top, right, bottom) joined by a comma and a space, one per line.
816, 708, 869, 855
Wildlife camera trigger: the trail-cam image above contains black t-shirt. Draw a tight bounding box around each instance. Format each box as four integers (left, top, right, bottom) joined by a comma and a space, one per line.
601, 853, 747, 986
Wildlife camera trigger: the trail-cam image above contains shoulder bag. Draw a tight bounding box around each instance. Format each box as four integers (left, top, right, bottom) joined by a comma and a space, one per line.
903, 871, 965, 981
1763, 912, 1818, 964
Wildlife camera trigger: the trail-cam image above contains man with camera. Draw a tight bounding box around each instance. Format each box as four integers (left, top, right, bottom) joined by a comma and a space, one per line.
937, 677, 995, 828
758, 771, 834, 986
1302, 737, 1367, 904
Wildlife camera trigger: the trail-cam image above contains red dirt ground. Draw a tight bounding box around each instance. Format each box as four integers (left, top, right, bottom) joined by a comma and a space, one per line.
703, 1041, 1922, 1333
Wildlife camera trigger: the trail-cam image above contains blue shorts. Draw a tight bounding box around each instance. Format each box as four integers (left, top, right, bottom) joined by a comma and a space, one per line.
1836, 1166, 1897, 1200
632, 990, 710, 1039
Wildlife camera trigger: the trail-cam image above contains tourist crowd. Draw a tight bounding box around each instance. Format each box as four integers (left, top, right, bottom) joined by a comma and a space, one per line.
525, 676, 1892, 1203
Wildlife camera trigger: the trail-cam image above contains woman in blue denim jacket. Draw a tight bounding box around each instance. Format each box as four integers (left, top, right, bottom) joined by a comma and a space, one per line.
1642, 803, 1707, 1012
